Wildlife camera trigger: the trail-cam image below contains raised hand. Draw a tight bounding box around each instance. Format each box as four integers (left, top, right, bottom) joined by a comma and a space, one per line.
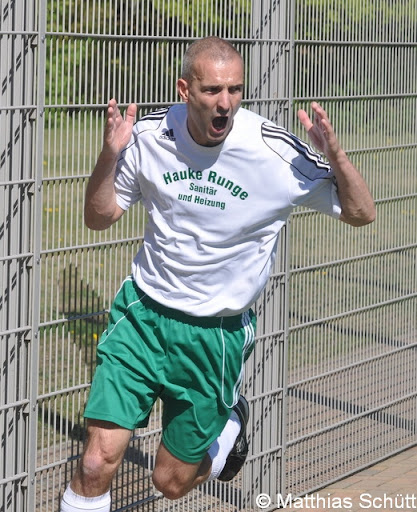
298, 101, 375, 226
84, 99, 137, 230
103, 98, 137, 156
297, 101, 341, 160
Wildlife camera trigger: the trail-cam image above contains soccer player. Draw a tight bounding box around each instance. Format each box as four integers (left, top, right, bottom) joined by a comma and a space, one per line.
60, 36, 375, 512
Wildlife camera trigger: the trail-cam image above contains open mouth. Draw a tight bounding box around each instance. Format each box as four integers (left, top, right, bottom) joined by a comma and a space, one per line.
212, 116, 228, 131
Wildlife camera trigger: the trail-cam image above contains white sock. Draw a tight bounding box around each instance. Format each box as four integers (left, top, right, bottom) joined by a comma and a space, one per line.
60, 486, 111, 512
206, 411, 241, 481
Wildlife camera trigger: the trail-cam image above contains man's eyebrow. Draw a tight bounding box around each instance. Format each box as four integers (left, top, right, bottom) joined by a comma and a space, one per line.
201, 83, 244, 89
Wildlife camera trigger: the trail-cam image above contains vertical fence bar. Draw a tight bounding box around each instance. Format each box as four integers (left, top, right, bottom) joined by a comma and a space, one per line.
241, 2, 293, 509
27, 0, 47, 510
280, 2, 296, 499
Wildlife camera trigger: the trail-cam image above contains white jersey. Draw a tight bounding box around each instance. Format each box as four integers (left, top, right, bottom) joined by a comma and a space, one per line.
115, 104, 341, 317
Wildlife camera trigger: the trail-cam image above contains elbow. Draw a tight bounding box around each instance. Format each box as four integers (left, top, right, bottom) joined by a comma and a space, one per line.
84, 218, 105, 231
341, 203, 376, 227
364, 205, 377, 225
351, 214, 375, 228
84, 206, 114, 231
84, 201, 124, 230
84, 217, 107, 231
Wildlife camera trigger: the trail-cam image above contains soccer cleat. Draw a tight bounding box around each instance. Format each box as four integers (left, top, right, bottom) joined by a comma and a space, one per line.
218, 395, 250, 482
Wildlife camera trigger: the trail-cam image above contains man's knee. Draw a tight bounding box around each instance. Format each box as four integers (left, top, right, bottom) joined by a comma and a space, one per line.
152, 441, 210, 500
152, 466, 192, 500
77, 420, 131, 488
80, 447, 119, 482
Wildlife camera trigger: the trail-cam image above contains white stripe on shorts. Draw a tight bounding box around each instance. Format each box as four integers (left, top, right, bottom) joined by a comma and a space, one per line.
98, 276, 146, 346
221, 311, 255, 408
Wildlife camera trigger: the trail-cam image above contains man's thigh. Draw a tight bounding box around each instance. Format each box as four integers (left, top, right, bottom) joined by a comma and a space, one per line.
160, 309, 257, 463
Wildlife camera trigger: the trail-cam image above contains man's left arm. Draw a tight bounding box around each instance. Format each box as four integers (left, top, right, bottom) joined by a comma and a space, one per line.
298, 102, 376, 227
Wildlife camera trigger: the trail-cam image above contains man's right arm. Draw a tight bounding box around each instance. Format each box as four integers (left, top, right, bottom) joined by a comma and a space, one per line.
84, 99, 137, 231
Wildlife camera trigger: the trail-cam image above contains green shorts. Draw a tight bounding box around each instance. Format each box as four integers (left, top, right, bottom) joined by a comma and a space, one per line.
84, 276, 256, 463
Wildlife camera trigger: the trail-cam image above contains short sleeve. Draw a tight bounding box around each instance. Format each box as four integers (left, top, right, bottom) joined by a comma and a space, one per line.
298, 173, 342, 219
114, 137, 142, 210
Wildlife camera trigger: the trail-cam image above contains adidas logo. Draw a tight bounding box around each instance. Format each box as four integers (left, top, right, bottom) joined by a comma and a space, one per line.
159, 128, 176, 141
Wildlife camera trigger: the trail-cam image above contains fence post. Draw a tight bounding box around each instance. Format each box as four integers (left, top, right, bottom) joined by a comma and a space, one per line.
280, 0, 296, 499
26, 0, 47, 510
243, 0, 294, 507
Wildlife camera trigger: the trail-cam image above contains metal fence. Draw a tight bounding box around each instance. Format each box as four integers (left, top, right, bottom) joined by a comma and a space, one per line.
1, 0, 416, 511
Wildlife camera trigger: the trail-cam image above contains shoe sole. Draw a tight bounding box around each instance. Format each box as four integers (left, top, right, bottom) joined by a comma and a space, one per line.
217, 396, 250, 482
234, 395, 249, 435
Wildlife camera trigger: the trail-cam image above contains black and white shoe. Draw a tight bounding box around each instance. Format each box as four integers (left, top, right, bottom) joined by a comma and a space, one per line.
218, 395, 250, 482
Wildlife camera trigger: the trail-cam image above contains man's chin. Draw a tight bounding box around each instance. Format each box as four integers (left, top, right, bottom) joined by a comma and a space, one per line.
204, 135, 227, 147
206, 125, 231, 145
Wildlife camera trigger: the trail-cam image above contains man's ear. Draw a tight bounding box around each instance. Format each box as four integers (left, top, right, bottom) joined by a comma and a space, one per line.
177, 78, 190, 102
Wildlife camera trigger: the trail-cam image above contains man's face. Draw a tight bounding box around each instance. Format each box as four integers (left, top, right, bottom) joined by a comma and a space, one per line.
177, 56, 244, 147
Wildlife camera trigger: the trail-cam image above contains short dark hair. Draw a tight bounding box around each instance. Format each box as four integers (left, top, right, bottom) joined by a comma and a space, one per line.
181, 36, 243, 81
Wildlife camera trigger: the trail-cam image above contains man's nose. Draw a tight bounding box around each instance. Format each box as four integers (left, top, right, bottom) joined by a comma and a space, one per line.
217, 89, 231, 113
